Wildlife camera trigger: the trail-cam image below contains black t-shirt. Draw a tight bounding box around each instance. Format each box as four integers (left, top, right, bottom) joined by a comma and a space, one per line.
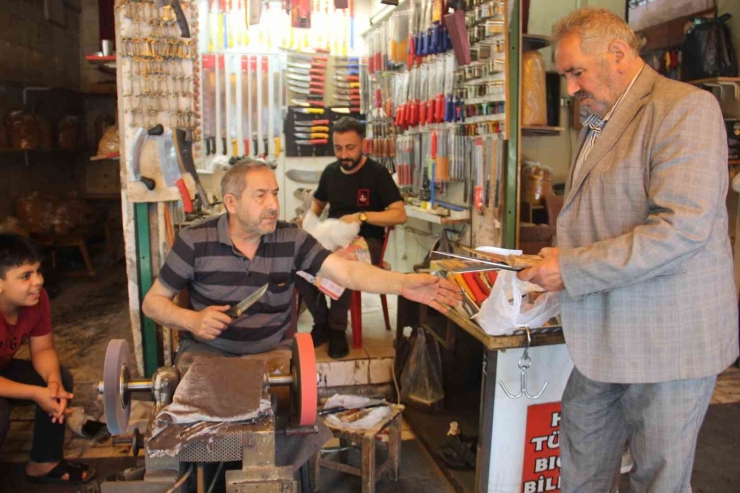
313, 158, 403, 240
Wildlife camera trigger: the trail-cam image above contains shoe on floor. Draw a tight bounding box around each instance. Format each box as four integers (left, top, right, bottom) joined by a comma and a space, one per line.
311, 324, 329, 347
328, 331, 349, 359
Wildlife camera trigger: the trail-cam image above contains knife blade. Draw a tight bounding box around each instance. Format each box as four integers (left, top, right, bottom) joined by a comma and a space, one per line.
157, 130, 193, 213
432, 251, 524, 272
318, 398, 387, 415
291, 99, 325, 107
173, 128, 211, 207
225, 283, 269, 319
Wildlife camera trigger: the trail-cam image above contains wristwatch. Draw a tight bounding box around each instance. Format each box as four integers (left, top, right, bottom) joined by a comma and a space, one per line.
358, 212, 368, 223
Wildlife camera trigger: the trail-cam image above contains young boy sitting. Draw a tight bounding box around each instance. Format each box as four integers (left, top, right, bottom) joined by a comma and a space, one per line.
0, 234, 94, 484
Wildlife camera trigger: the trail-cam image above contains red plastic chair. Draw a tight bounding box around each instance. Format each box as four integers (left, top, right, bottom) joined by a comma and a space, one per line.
350, 227, 393, 349
289, 228, 394, 349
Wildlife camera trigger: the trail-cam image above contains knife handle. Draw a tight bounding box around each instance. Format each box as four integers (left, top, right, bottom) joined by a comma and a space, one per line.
140, 176, 156, 191
176, 178, 193, 213
171, 0, 192, 38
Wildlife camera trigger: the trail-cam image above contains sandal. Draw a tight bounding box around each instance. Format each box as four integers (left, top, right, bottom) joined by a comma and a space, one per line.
26, 459, 96, 485
436, 434, 478, 470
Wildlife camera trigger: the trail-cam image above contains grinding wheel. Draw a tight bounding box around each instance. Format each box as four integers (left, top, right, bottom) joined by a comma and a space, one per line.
103, 339, 132, 435
291, 333, 318, 426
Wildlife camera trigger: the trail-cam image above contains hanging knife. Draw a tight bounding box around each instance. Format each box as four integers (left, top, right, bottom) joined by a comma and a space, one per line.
295, 119, 330, 127
294, 132, 329, 139
291, 98, 325, 107
295, 139, 329, 145
157, 130, 194, 213
292, 108, 325, 115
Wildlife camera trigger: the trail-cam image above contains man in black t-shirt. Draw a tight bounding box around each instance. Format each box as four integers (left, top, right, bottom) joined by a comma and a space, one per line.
296, 117, 407, 359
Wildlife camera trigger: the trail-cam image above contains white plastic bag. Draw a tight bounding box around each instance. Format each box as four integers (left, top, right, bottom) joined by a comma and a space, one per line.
473, 270, 560, 336
302, 210, 359, 251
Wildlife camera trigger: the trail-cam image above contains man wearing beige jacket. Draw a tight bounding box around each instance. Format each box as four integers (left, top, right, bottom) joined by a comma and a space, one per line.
519, 8, 738, 493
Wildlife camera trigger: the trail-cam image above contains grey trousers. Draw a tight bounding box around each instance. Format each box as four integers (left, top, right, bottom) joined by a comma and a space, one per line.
561, 367, 715, 493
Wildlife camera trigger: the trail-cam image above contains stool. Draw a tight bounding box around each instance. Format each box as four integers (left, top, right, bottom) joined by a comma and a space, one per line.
312, 404, 404, 493
34, 231, 96, 279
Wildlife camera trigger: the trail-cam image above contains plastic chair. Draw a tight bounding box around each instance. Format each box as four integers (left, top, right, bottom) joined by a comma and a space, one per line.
350, 227, 393, 349
289, 228, 394, 350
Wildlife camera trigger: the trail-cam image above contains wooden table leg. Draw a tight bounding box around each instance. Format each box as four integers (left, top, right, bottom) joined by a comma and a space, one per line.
389, 415, 402, 481
362, 434, 376, 493
310, 451, 321, 492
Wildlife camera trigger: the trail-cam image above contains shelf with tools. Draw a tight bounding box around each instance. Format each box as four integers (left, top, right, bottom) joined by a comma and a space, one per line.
358, 0, 510, 252
405, 204, 470, 224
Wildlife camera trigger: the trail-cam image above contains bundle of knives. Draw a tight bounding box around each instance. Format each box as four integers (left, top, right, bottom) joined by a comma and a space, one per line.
431, 249, 541, 319
391, 53, 462, 131
330, 56, 362, 112
201, 53, 283, 162
287, 50, 329, 109
201, 0, 353, 54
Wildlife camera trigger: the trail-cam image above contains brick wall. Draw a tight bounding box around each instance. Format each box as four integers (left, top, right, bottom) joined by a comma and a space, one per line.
0, 0, 82, 91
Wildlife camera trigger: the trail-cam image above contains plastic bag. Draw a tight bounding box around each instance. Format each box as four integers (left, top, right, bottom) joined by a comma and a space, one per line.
400, 328, 444, 406
97, 125, 119, 155
521, 51, 547, 126
302, 210, 360, 251
682, 14, 738, 81
474, 270, 560, 336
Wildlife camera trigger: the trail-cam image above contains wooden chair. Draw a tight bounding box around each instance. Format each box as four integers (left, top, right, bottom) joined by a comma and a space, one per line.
34, 230, 95, 279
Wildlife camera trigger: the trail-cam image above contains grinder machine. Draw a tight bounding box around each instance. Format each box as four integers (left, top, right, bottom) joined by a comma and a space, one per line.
97, 333, 319, 493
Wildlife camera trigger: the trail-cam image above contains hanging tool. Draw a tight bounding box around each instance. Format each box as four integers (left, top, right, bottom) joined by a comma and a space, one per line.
173, 128, 211, 207
154, 0, 191, 38
295, 139, 329, 145
157, 130, 193, 213
127, 127, 155, 191
498, 328, 549, 399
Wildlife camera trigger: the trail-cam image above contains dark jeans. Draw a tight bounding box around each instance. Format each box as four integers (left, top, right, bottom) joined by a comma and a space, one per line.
295, 237, 383, 333
0, 359, 73, 463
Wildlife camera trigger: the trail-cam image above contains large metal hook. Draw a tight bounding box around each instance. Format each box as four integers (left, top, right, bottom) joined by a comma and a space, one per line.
498, 327, 549, 399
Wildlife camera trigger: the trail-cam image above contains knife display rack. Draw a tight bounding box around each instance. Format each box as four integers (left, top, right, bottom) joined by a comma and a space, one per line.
362, 0, 509, 248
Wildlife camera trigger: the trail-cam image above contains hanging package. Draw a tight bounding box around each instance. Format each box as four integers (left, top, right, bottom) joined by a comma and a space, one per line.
682, 13, 738, 81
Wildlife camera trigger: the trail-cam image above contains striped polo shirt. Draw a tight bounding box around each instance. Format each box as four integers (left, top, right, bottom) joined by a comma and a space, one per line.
158, 213, 331, 354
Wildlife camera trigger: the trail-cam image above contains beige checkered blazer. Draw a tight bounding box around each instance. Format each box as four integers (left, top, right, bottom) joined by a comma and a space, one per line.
558, 65, 739, 383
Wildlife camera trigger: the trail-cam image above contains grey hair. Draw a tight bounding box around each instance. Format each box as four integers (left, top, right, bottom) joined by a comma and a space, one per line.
552, 7, 639, 55
221, 158, 273, 199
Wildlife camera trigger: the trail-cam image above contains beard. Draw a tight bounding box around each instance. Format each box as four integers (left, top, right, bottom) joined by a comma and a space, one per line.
339, 155, 363, 171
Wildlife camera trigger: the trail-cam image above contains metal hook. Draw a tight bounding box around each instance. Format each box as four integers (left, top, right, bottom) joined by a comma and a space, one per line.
498, 328, 549, 399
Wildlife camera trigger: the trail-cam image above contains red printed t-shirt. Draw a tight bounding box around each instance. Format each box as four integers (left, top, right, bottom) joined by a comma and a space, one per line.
0, 289, 52, 371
